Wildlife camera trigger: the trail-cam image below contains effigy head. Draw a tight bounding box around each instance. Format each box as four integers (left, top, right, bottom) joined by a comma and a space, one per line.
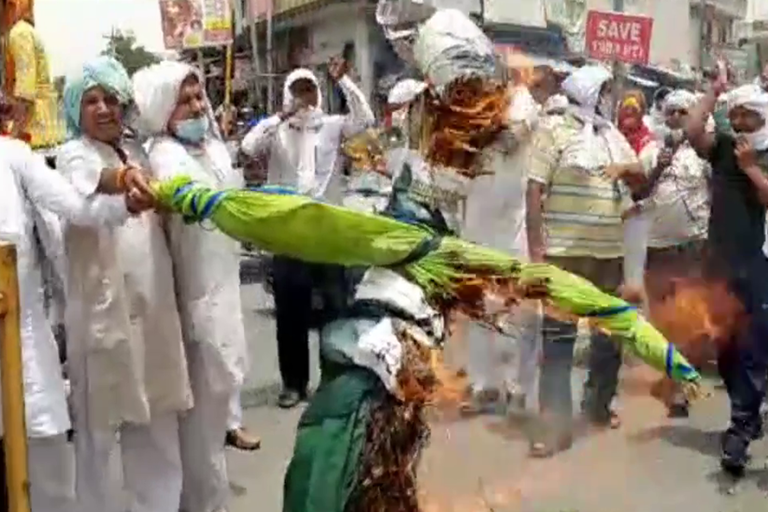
376, 4, 509, 178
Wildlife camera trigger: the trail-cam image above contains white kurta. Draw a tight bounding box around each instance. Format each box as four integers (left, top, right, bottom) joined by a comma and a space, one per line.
241, 75, 375, 200
462, 93, 541, 398
57, 137, 192, 432
0, 136, 129, 438
147, 135, 247, 394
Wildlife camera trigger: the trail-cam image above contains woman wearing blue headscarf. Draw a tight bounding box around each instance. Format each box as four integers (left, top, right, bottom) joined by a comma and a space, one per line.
56, 56, 192, 512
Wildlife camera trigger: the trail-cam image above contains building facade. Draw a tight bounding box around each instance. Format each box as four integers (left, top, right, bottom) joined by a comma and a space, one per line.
235, 0, 757, 112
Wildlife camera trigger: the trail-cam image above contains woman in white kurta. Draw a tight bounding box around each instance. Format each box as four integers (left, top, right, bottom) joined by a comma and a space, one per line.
133, 61, 247, 512
57, 57, 192, 512
0, 132, 143, 512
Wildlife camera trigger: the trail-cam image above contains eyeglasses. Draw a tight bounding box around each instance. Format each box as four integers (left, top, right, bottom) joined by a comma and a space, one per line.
666, 108, 689, 117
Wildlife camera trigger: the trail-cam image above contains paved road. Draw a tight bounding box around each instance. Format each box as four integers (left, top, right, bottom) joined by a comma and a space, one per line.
232, 272, 767, 512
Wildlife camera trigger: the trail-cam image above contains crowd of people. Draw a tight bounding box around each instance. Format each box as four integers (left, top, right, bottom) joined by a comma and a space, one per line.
2, 0, 768, 510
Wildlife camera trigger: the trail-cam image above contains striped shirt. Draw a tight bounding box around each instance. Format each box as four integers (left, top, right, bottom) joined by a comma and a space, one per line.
529, 113, 637, 259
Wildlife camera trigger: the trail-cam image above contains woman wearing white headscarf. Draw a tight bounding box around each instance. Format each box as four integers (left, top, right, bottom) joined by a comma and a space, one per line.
686, 81, 768, 477
0, 129, 144, 512
526, 64, 644, 457
58, 56, 192, 512
240, 59, 374, 409
132, 60, 247, 512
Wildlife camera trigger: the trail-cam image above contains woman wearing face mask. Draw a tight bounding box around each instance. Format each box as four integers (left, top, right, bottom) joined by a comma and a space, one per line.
57, 56, 192, 512
132, 61, 248, 512
240, 59, 374, 410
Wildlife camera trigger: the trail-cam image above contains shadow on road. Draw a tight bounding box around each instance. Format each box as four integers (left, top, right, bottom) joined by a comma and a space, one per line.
629, 424, 722, 457
705, 466, 768, 496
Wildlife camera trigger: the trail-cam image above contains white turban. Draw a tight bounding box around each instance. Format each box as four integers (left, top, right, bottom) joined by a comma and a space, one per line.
561, 65, 612, 110
663, 90, 697, 111
725, 84, 768, 150
561, 65, 613, 128
725, 84, 768, 117
387, 78, 427, 106
132, 61, 215, 137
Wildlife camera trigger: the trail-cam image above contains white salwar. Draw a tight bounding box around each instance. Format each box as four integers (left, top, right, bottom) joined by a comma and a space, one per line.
57, 136, 192, 512
133, 61, 248, 512
0, 136, 132, 512
462, 86, 542, 402
227, 392, 243, 431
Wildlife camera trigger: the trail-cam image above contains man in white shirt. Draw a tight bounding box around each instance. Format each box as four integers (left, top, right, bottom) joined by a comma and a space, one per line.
241, 59, 374, 408
635, 89, 711, 418
462, 71, 542, 413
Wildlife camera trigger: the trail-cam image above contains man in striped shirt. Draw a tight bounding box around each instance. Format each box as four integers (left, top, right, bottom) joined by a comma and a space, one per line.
525, 65, 645, 458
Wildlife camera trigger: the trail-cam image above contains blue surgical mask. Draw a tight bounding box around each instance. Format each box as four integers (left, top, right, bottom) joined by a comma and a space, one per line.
174, 116, 209, 143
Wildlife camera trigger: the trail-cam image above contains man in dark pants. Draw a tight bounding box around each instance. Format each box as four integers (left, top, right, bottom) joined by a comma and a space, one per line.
273, 257, 314, 408
240, 60, 375, 409
273, 257, 350, 409
686, 81, 768, 476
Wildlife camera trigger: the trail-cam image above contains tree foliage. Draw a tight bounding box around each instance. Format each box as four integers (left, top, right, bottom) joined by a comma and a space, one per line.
102, 29, 160, 76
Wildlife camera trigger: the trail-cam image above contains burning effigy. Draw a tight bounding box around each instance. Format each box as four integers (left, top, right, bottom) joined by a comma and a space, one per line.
150, 3, 704, 512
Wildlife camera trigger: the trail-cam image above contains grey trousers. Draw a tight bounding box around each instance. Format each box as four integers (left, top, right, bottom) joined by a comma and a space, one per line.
538, 256, 623, 430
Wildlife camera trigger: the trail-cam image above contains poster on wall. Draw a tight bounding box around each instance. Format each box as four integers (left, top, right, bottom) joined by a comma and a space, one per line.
158, 0, 233, 50
585, 10, 653, 65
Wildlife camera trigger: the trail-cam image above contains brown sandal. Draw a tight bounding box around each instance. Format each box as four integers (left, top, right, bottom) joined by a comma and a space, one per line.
226, 428, 261, 451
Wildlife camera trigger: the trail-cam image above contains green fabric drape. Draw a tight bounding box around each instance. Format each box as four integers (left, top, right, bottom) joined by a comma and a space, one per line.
283, 365, 385, 512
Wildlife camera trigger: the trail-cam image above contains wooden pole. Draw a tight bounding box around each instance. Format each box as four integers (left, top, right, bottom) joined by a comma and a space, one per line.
266, 2, 274, 112
225, 43, 234, 106
245, 0, 263, 110
196, 49, 206, 91
611, 0, 626, 118
0, 242, 30, 512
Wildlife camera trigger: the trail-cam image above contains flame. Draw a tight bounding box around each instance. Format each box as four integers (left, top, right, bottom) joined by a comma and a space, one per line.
649, 279, 744, 355
500, 48, 535, 87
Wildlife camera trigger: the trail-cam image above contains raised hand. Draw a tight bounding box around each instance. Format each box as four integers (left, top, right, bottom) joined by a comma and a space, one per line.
328, 56, 348, 82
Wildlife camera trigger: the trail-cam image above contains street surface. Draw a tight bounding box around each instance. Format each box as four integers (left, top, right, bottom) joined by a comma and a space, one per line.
230, 262, 768, 512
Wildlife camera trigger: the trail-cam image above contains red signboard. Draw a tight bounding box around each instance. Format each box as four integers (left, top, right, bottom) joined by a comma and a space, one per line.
585, 10, 653, 65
